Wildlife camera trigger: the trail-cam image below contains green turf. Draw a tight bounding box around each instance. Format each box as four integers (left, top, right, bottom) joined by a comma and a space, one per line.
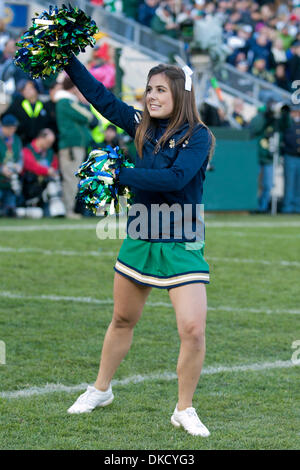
0, 215, 299, 450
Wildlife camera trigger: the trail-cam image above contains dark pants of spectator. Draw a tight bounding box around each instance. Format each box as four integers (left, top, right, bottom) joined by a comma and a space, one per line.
282, 154, 300, 213
0, 188, 17, 216
258, 163, 273, 212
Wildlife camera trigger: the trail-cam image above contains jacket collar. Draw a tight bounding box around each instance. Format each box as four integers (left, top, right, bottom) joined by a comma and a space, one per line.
54, 89, 78, 103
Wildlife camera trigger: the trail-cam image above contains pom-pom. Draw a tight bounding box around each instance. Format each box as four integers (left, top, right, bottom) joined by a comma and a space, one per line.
15, 4, 98, 78
75, 146, 134, 215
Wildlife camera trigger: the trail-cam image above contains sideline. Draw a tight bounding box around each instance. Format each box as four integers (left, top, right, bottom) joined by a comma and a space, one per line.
0, 291, 299, 314
0, 246, 299, 267
0, 220, 300, 232
0, 359, 297, 400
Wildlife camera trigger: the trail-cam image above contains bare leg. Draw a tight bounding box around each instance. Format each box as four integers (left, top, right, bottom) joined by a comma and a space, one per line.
169, 283, 207, 411
94, 273, 152, 391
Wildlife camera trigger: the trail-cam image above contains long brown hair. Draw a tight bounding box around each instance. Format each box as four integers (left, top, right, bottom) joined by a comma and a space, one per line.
134, 63, 215, 159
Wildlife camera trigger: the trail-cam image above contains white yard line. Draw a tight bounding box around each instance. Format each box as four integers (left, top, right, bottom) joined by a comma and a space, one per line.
0, 246, 299, 267
206, 221, 300, 228
0, 246, 116, 257
0, 291, 299, 314
209, 256, 300, 267
226, 231, 300, 239
0, 223, 97, 232
0, 359, 297, 400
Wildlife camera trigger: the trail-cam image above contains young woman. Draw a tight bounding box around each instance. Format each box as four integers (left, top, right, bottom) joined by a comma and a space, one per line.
65, 54, 215, 437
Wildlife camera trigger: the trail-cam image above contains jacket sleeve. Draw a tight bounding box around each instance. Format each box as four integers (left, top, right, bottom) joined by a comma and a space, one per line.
51, 154, 59, 171
65, 55, 141, 138
249, 113, 265, 137
23, 148, 49, 176
119, 126, 211, 192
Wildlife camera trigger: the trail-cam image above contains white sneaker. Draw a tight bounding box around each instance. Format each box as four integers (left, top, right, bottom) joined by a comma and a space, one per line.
171, 405, 210, 437
67, 385, 114, 414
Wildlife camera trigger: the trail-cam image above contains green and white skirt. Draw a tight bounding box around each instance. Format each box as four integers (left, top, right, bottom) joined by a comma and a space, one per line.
114, 237, 210, 289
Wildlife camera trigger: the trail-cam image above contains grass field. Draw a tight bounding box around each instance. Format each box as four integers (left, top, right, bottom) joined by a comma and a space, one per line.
0, 214, 299, 450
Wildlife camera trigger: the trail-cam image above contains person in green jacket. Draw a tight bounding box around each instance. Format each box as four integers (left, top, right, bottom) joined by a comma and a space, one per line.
122, 0, 140, 20
250, 103, 289, 213
150, 1, 181, 39
0, 114, 22, 216
55, 76, 94, 219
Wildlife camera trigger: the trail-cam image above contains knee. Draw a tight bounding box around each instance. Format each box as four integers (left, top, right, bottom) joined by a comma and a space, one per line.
179, 321, 206, 349
111, 309, 138, 330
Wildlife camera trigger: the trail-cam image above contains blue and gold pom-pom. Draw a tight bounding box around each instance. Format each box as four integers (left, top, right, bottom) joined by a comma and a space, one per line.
15, 4, 99, 78
75, 146, 134, 215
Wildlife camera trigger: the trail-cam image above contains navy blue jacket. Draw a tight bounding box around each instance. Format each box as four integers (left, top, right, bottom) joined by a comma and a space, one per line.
66, 55, 212, 242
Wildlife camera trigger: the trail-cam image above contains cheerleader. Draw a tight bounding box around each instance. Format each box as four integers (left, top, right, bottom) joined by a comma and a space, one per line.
66, 55, 215, 437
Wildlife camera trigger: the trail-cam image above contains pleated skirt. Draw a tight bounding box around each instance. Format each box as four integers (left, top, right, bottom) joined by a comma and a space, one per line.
114, 237, 210, 289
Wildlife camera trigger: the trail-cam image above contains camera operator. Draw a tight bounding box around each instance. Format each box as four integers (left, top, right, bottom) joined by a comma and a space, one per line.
22, 128, 64, 217
250, 100, 289, 213
0, 114, 22, 217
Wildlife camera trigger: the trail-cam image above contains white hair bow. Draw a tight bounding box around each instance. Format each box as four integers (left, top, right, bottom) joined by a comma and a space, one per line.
182, 65, 193, 91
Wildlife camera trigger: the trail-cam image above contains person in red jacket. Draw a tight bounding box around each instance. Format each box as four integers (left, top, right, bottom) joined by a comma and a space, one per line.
23, 128, 58, 177
22, 128, 60, 213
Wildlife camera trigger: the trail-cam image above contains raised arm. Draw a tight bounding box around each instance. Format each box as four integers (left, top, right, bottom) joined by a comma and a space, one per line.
118, 126, 212, 192
65, 55, 142, 138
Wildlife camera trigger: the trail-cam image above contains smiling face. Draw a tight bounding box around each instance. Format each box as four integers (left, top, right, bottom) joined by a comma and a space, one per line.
146, 73, 174, 119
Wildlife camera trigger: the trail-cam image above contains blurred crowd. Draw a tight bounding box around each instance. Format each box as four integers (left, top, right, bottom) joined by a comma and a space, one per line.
92, 0, 300, 92
0, 28, 133, 218
0, 1, 300, 217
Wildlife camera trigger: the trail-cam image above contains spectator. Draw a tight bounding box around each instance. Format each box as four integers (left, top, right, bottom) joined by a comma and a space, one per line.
204, 2, 217, 16
287, 40, 300, 84
0, 19, 10, 51
0, 38, 28, 95
236, 60, 250, 73
236, 1, 253, 24
251, 58, 275, 83
138, 0, 159, 27
0, 114, 22, 216
43, 81, 62, 152
88, 43, 116, 90
200, 103, 230, 127
226, 38, 248, 66
151, 1, 181, 39
22, 128, 61, 216
277, 24, 295, 51
247, 33, 271, 68
281, 105, 300, 214
55, 76, 94, 219
250, 104, 277, 213
232, 97, 248, 127
2, 79, 50, 145
238, 24, 253, 44
122, 0, 140, 20
0, 38, 16, 66
274, 63, 291, 91
190, 0, 206, 20
99, 124, 121, 149
260, 3, 275, 24
92, 0, 122, 12
269, 37, 287, 69
90, 105, 124, 145
90, 0, 104, 6
223, 21, 236, 42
